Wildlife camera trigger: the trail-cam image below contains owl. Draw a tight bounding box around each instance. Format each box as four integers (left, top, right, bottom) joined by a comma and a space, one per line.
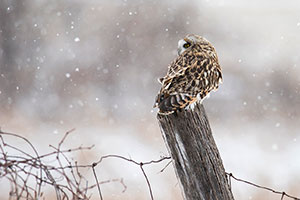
154, 34, 222, 115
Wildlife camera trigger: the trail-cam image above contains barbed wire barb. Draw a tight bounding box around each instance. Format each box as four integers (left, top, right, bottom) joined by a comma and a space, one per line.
226, 172, 300, 200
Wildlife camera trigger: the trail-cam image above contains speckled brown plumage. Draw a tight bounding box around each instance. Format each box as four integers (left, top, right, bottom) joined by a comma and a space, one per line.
154, 34, 222, 114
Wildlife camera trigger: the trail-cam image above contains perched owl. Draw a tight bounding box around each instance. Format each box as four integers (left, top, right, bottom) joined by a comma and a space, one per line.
154, 34, 222, 114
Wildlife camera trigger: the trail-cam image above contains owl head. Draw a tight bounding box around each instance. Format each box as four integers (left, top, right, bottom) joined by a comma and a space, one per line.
177, 34, 211, 55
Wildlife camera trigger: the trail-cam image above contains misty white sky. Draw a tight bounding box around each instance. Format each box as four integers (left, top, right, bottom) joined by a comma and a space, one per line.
0, 0, 300, 199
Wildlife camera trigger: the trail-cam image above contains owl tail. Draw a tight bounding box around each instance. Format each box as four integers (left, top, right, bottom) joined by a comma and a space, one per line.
155, 93, 196, 114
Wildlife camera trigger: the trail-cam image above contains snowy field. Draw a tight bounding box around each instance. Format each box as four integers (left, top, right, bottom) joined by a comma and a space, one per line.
1, 0, 300, 199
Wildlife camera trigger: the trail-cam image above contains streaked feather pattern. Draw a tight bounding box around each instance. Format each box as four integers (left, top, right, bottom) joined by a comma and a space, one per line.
154, 34, 222, 114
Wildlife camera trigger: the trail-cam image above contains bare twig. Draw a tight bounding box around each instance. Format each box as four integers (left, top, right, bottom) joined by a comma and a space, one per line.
140, 162, 154, 200
92, 163, 103, 200
92, 154, 171, 200
159, 160, 172, 173
1, 129, 299, 200
0, 130, 131, 199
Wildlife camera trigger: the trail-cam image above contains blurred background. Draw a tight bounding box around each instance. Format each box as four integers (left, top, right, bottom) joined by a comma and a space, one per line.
1, 0, 300, 199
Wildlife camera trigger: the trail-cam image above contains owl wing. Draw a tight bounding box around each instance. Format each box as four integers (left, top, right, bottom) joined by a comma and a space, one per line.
155, 54, 222, 114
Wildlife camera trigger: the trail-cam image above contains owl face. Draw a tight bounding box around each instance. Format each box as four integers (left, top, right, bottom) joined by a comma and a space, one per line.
177, 34, 209, 55
177, 39, 191, 55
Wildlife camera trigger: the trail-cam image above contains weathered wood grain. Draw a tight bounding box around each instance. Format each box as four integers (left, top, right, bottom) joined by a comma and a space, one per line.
157, 102, 234, 200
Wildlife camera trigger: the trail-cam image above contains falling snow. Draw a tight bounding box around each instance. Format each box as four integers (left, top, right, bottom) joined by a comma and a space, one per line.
65, 73, 71, 78
0, 1, 300, 200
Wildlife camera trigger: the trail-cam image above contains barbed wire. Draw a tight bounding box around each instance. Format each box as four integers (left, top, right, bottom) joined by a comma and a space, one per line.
0, 129, 119, 199
0, 129, 171, 200
226, 172, 300, 200
0, 129, 299, 200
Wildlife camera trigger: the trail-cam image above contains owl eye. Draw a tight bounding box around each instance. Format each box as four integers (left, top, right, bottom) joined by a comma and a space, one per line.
183, 42, 191, 48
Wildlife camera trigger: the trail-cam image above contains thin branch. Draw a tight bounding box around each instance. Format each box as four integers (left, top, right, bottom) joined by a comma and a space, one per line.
140, 162, 154, 200
92, 154, 171, 200
1, 129, 299, 200
159, 160, 172, 173
92, 164, 103, 200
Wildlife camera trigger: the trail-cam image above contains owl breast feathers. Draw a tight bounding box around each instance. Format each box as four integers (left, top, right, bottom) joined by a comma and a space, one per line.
154, 34, 222, 115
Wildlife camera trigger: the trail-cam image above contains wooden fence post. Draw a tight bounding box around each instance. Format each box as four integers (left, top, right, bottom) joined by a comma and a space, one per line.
157, 102, 234, 200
